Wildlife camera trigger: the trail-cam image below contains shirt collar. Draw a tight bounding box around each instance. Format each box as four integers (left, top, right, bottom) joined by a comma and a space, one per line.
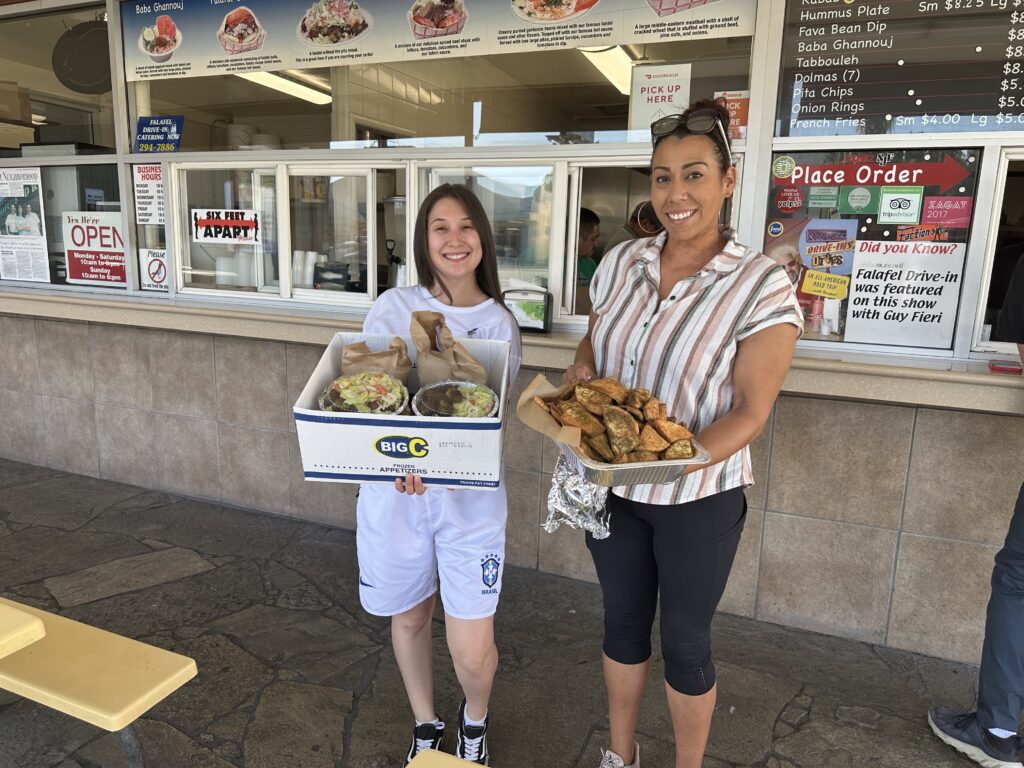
636, 232, 744, 276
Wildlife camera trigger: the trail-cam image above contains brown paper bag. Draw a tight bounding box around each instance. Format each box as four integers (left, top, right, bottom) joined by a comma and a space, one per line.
340, 337, 413, 384
409, 311, 488, 386
515, 373, 582, 449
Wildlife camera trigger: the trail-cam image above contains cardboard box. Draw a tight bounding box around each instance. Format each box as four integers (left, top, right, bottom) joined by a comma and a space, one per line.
0, 82, 31, 124
294, 332, 510, 489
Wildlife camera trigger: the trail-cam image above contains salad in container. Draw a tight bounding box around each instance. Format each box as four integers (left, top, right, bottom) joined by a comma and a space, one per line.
318, 372, 409, 414
139, 15, 180, 63
298, 0, 371, 46
409, 0, 467, 39
412, 380, 498, 418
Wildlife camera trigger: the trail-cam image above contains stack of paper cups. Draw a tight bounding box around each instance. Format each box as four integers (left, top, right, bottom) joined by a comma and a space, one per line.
252, 133, 281, 150
291, 250, 305, 289
304, 251, 318, 288
226, 123, 255, 149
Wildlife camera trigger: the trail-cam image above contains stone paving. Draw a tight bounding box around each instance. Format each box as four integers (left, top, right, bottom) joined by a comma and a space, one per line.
0, 457, 1012, 768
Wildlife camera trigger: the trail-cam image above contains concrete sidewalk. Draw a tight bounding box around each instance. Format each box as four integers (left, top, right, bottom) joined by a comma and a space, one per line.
0, 457, 1000, 767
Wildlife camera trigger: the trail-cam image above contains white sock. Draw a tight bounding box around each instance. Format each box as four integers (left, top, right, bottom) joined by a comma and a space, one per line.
463, 711, 488, 728
988, 727, 1017, 739
416, 717, 442, 727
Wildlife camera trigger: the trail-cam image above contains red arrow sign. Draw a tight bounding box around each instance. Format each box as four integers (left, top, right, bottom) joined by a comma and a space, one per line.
776, 154, 970, 194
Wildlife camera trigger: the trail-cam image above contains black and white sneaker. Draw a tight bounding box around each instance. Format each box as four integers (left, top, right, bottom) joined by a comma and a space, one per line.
455, 699, 489, 765
928, 708, 1023, 768
404, 720, 445, 766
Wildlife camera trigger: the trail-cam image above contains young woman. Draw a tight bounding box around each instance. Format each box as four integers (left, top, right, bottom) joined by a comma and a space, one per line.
357, 183, 521, 766
565, 99, 803, 768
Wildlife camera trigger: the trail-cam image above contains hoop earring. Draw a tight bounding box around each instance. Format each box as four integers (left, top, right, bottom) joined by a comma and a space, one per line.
636, 201, 660, 235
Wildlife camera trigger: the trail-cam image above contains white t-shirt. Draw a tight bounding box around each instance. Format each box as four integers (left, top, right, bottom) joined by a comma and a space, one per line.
4, 213, 17, 235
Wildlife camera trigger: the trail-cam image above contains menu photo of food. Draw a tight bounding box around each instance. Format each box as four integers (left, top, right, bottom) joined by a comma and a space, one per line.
139, 15, 181, 63
218, 7, 265, 55
297, 0, 372, 47
646, 0, 722, 17
409, 0, 467, 39
511, 0, 599, 23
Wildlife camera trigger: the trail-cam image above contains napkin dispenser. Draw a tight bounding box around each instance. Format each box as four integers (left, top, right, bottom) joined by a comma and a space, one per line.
502, 289, 552, 333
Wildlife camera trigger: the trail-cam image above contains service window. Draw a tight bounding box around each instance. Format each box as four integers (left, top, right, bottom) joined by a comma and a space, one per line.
985, 161, 1024, 345
1, 164, 121, 286
288, 169, 373, 298
175, 167, 277, 294
419, 165, 555, 295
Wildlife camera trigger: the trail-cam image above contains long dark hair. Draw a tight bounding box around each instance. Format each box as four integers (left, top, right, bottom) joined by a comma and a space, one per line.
413, 183, 504, 307
412, 182, 521, 359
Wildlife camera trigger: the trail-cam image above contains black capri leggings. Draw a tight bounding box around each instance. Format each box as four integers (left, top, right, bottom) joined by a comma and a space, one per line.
586, 487, 746, 696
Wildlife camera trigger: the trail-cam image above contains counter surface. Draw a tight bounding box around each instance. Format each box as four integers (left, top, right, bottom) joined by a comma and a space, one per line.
2, 291, 1022, 416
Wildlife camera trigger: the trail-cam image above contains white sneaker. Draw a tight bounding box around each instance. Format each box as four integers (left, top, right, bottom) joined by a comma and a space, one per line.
598, 742, 639, 768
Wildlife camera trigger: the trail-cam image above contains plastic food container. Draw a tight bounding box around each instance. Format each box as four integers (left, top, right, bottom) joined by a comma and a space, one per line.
318, 373, 409, 415
412, 380, 499, 418
559, 438, 710, 487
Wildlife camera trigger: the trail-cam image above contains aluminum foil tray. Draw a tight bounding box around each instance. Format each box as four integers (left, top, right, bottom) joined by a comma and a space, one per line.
559, 438, 710, 487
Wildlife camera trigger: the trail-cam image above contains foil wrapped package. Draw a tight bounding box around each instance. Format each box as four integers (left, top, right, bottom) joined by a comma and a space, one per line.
544, 454, 611, 540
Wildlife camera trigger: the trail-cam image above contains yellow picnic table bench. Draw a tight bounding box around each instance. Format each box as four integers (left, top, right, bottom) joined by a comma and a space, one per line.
407, 749, 472, 766
0, 596, 197, 767
0, 599, 45, 659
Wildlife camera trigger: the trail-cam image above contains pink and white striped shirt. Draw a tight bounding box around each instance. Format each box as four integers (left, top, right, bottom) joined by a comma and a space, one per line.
590, 233, 803, 505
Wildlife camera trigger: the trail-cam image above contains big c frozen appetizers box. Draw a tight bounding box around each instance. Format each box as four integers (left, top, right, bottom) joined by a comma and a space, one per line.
294, 332, 510, 489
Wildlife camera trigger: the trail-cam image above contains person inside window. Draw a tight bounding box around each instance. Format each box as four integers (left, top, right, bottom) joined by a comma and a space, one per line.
577, 207, 601, 285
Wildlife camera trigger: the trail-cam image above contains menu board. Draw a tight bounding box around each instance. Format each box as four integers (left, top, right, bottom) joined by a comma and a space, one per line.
779, 0, 1024, 136
764, 148, 979, 349
122, 0, 755, 82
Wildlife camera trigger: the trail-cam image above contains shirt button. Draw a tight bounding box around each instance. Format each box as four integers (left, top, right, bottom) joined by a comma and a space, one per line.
669, 295, 676, 300
643, 322, 648, 328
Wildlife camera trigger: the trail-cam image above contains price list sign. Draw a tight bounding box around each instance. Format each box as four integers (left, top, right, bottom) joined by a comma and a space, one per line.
779, 0, 1024, 136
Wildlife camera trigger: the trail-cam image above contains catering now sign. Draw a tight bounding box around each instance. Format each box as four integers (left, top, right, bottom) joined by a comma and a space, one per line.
121, 0, 755, 83
62, 212, 127, 286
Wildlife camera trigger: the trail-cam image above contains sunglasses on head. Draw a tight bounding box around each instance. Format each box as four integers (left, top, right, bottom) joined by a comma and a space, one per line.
650, 109, 732, 164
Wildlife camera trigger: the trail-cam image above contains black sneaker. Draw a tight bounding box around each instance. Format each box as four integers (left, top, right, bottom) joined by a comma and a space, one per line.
404, 720, 445, 766
455, 699, 489, 765
928, 708, 1023, 768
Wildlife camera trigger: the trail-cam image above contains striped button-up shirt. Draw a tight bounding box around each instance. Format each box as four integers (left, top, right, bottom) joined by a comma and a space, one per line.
590, 233, 803, 505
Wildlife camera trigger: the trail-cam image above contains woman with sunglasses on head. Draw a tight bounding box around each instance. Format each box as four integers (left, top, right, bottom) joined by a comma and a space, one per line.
564, 98, 803, 768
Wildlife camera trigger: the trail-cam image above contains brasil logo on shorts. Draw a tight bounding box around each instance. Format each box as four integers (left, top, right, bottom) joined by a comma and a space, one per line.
481, 555, 500, 589
374, 435, 429, 459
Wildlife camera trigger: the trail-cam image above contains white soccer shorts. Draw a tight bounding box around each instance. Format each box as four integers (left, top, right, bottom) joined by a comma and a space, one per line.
355, 482, 507, 620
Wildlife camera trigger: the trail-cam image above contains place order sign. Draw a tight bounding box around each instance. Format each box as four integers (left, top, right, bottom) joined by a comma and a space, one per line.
780, 0, 1024, 136
771, 154, 972, 193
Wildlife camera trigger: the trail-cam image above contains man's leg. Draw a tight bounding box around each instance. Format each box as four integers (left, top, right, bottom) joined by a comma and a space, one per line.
978, 482, 1024, 734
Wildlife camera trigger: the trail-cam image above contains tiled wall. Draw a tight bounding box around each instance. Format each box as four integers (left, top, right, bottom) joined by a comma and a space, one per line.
2, 316, 1023, 665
